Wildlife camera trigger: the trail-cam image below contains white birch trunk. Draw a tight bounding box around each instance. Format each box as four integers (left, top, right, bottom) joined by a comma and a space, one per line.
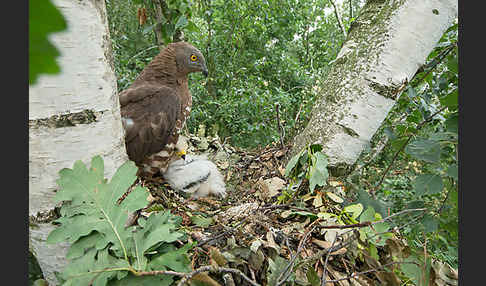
28, 0, 126, 284
291, 0, 458, 174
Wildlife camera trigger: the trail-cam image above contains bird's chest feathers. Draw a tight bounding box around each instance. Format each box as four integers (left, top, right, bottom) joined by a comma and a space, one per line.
176, 78, 192, 122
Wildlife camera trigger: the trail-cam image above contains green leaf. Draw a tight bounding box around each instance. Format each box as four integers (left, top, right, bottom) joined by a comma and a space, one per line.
309, 152, 329, 191
47, 157, 148, 259
445, 113, 458, 133
369, 244, 379, 260
29, 0, 67, 85
136, 211, 184, 255
174, 15, 188, 31
446, 164, 458, 180
400, 256, 422, 286
267, 256, 293, 285
359, 206, 375, 223
440, 89, 458, 110
191, 214, 214, 227
306, 267, 320, 286
383, 127, 397, 140
185, 20, 199, 32
422, 214, 439, 233
109, 273, 174, 286
447, 55, 458, 74
148, 243, 193, 273
390, 138, 408, 153
343, 203, 363, 219
284, 149, 304, 177
59, 248, 130, 286
405, 138, 442, 164
413, 174, 444, 195
66, 231, 106, 260
356, 189, 390, 217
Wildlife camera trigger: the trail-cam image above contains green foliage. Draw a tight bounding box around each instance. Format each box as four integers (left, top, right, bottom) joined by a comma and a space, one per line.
267, 256, 294, 285
29, 0, 67, 85
358, 22, 459, 271
107, 0, 349, 147
47, 156, 192, 285
281, 144, 329, 202
358, 206, 392, 247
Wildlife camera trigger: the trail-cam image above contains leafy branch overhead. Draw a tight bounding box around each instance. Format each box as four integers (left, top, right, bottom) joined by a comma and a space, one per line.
29, 0, 67, 85
47, 156, 192, 285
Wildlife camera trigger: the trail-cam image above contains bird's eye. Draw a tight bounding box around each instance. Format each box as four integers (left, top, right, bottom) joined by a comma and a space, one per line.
190, 54, 198, 62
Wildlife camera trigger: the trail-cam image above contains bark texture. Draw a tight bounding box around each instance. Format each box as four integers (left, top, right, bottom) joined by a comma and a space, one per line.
291, 0, 458, 175
28, 0, 126, 284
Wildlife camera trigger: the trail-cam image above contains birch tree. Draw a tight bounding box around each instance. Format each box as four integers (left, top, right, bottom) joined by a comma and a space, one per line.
291, 0, 458, 174
29, 0, 127, 284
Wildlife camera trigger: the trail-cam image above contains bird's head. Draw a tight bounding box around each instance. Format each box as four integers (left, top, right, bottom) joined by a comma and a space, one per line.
172, 42, 208, 77
174, 135, 189, 162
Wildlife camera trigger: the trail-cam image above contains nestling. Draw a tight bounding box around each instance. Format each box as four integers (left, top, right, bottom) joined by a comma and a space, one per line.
163, 154, 227, 199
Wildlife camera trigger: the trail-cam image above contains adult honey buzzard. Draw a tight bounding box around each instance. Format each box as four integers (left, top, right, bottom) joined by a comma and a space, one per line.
119, 42, 208, 177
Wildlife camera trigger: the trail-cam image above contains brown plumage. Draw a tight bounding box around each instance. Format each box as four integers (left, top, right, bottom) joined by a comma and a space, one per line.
119, 42, 208, 177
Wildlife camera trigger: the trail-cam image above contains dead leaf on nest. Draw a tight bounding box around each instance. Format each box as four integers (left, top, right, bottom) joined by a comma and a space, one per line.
431, 259, 458, 286
326, 265, 351, 286
278, 165, 286, 176
263, 177, 286, 197
218, 160, 229, 170
261, 152, 273, 160
146, 192, 156, 203
363, 253, 401, 286
249, 161, 260, 169
217, 202, 259, 225
262, 230, 281, 254
311, 238, 347, 255
275, 150, 285, 158
326, 191, 344, 203
225, 170, 233, 181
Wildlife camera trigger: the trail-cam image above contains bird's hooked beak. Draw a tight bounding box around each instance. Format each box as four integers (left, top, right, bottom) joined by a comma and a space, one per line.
202, 68, 208, 77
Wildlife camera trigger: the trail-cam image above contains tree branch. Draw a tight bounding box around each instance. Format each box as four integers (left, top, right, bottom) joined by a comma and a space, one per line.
329, 0, 347, 38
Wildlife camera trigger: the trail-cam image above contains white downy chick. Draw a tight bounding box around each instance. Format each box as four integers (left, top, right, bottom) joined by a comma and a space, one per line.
163, 154, 227, 199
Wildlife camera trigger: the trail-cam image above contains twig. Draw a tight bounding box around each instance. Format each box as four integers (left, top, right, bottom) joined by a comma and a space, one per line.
175, 265, 260, 286
319, 221, 372, 229
329, 0, 347, 38
323, 261, 419, 284
321, 232, 338, 286
275, 102, 285, 148
317, 208, 426, 230
437, 177, 456, 214
423, 232, 428, 284
197, 213, 252, 247
349, 0, 353, 19
413, 43, 457, 85
276, 221, 319, 286
294, 102, 304, 123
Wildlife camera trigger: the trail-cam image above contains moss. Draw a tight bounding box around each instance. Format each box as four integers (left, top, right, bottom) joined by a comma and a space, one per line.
292, 0, 407, 160
29, 109, 101, 129
369, 80, 404, 100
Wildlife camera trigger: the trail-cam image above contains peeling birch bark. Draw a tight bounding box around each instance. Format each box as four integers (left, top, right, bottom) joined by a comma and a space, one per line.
291, 0, 458, 175
28, 0, 126, 284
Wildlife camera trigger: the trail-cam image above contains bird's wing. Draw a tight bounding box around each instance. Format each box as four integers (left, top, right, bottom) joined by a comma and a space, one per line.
119, 84, 181, 165
163, 158, 211, 192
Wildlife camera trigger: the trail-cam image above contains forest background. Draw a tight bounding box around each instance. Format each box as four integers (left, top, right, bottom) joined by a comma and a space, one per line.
29, 0, 458, 285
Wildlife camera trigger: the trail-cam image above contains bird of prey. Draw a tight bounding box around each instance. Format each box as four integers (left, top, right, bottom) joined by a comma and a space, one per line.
119, 42, 208, 177
163, 154, 227, 199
